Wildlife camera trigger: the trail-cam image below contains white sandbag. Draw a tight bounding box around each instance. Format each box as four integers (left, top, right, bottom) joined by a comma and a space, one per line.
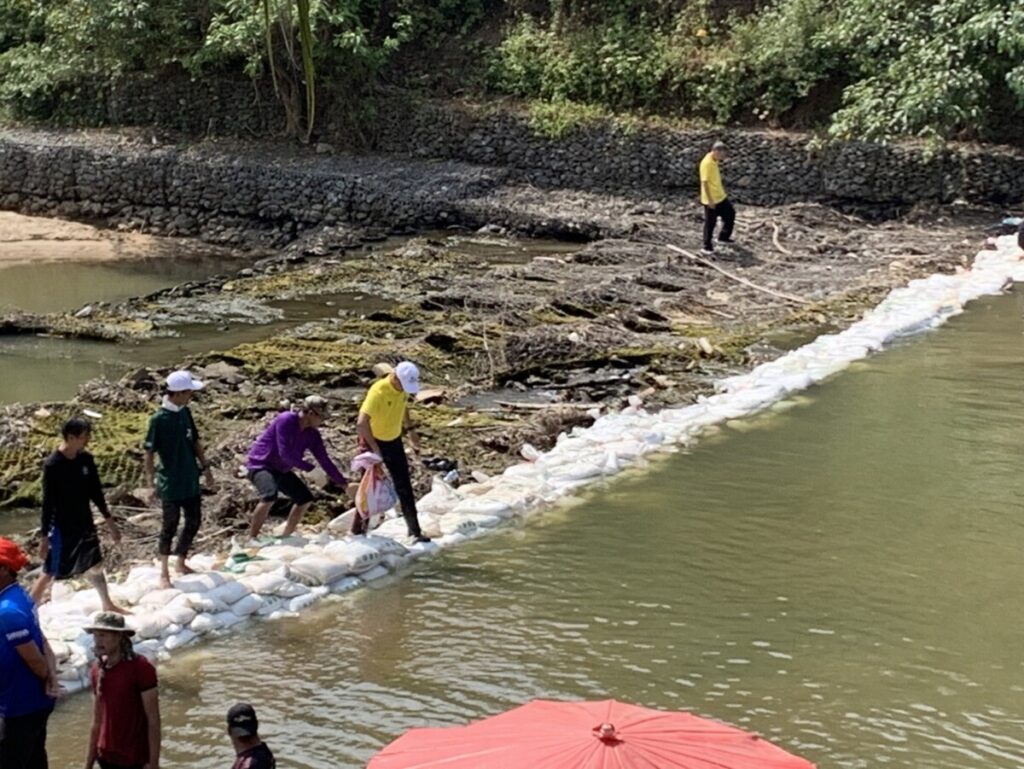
49, 640, 71, 663
242, 559, 290, 577
69, 589, 103, 615
321, 540, 381, 574
416, 478, 462, 514
138, 588, 184, 608
373, 517, 410, 540
451, 498, 512, 517
186, 594, 228, 614
211, 611, 245, 630
57, 664, 88, 685
547, 461, 603, 482
288, 555, 350, 586
174, 572, 231, 593
436, 532, 469, 548
380, 553, 411, 570
117, 566, 163, 604
229, 593, 264, 617
189, 613, 223, 634
326, 508, 356, 534
265, 610, 299, 621
254, 545, 307, 562
438, 514, 478, 536
163, 629, 198, 651
286, 586, 327, 612
133, 639, 163, 662
358, 565, 391, 582
327, 576, 362, 594
206, 581, 251, 606
127, 612, 171, 640
502, 462, 545, 480
161, 603, 197, 627
255, 595, 289, 617
185, 553, 219, 572
464, 513, 502, 529
238, 572, 291, 596
361, 535, 409, 557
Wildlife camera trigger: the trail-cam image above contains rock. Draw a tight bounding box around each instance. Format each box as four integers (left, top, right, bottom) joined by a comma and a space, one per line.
696, 337, 715, 356
372, 362, 394, 377
198, 361, 242, 383
74, 305, 94, 318
33, 408, 52, 419
314, 143, 336, 155
414, 388, 445, 404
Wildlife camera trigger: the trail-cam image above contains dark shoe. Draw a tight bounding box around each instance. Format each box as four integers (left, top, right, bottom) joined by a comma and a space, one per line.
718, 237, 735, 244
409, 534, 431, 544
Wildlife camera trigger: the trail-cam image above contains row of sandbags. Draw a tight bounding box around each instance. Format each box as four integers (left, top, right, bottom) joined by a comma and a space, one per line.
39, 233, 1023, 697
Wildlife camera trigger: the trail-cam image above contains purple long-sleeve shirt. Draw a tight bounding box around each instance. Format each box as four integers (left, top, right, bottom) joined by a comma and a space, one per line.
246, 411, 347, 485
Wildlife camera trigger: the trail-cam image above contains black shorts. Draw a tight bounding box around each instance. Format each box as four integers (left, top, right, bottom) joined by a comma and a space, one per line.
249, 469, 313, 506
44, 525, 102, 579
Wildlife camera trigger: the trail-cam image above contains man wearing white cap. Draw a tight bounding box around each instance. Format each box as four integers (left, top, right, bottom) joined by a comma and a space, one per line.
143, 370, 214, 589
357, 361, 429, 543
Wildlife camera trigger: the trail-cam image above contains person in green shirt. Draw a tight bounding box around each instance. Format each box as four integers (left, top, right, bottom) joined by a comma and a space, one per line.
143, 370, 214, 589
699, 140, 736, 255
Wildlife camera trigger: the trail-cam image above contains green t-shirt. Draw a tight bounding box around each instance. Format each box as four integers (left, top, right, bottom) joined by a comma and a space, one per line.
144, 406, 201, 502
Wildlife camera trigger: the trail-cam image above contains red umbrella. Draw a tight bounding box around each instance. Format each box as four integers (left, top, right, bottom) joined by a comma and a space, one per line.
368, 699, 815, 769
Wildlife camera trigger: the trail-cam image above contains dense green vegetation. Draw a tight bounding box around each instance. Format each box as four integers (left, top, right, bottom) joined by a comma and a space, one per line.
0, 0, 1021, 143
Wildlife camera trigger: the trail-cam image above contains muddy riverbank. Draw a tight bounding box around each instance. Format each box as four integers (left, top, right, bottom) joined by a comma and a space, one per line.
0, 128, 1008, 571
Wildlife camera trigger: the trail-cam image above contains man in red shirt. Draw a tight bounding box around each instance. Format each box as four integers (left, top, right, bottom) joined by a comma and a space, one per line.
84, 613, 161, 769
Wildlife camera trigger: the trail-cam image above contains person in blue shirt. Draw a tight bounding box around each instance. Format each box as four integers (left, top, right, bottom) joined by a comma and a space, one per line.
0, 537, 58, 769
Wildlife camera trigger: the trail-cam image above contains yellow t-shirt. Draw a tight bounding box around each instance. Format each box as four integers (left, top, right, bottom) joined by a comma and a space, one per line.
699, 152, 727, 206
360, 377, 408, 441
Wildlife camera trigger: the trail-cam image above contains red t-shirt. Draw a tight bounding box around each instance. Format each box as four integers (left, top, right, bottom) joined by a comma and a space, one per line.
90, 655, 159, 766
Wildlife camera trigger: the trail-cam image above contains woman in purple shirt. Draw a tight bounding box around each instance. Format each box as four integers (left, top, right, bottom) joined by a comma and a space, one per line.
243, 396, 347, 542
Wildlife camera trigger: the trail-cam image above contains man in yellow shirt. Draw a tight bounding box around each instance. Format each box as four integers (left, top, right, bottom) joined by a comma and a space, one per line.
699, 140, 736, 255
357, 361, 429, 543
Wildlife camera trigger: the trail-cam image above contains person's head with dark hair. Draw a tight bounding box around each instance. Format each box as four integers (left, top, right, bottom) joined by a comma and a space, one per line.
62, 416, 92, 439
61, 416, 93, 455
228, 702, 276, 765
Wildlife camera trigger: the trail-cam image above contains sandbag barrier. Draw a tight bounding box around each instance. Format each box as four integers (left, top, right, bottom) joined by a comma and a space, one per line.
38, 233, 1023, 697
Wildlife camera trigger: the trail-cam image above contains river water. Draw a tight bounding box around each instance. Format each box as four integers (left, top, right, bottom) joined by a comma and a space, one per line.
0, 233, 577, 403
32, 290, 1024, 767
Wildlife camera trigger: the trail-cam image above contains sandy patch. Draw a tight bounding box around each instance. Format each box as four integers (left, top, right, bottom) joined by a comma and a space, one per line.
0, 211, 160, 266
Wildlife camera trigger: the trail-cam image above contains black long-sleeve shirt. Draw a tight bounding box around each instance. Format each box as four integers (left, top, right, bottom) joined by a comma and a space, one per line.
40, 450, 110, 535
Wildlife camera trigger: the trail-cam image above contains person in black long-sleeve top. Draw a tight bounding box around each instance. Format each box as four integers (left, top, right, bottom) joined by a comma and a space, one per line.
30, 417, 127, 613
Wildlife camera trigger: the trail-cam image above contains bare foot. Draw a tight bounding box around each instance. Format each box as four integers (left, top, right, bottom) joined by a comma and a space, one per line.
176, 561, 196, 575
103, 602, 132, 615
159, 575, 173, 590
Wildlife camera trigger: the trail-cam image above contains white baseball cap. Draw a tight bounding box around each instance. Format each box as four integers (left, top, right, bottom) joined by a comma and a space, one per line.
166, 370, 205, 393
394, 361, 421, 395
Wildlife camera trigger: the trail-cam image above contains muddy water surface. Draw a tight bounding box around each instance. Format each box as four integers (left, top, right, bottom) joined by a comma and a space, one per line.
35, 292, 1024, 768
0, 232, 579, 403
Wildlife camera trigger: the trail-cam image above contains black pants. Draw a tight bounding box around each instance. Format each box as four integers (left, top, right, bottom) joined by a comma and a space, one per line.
159, 495, 202, 556
98, 760, 143, 769
377, 437, 422, 537
703, 199, 736, 250
0, 708, 51, 769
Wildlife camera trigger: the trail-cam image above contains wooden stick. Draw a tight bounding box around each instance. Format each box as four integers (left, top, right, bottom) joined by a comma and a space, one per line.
495, 401, 597, 411
771, 221, 794, 256
649, 242, 810, 305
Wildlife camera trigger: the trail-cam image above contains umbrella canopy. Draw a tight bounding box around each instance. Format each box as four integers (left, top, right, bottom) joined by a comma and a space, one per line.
368, 699, 816, 769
